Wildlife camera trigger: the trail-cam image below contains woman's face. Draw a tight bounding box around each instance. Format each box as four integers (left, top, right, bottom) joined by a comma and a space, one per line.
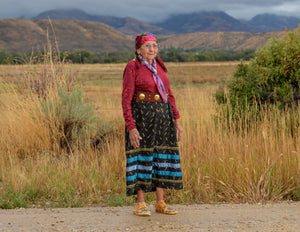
137, 41, 158, 64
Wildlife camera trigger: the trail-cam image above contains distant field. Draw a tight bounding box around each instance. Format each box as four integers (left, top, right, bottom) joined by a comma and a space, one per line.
0, 61, 299, 208
0, 62, 239, 123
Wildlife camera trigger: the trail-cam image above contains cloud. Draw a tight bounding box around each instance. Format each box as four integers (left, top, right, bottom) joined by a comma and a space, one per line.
0, 0, 299, 21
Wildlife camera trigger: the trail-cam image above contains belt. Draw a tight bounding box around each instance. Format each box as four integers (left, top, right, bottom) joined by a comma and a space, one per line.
133, 92, 168, 102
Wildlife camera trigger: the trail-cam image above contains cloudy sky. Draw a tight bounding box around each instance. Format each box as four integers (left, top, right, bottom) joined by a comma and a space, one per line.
0, 0, 300, 22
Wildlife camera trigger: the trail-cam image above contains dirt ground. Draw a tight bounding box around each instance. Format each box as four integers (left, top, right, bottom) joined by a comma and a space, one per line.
0, 201, 299, 232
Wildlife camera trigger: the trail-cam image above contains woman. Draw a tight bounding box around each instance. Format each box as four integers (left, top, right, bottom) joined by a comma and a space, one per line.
122, 32, 183, 216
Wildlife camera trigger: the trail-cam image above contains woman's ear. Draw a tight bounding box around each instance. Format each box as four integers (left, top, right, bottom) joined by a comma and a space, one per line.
136, 48, 141, 55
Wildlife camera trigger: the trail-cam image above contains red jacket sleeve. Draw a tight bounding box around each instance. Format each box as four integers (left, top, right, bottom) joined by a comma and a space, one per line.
122, 60, 137, 131
167, 86, 180, 120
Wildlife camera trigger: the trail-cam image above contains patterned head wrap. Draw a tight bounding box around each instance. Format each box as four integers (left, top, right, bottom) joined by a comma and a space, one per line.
135, 32, 157, 49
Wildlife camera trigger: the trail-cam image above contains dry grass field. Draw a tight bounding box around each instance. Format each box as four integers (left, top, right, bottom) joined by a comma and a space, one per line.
0, 60, 299, 208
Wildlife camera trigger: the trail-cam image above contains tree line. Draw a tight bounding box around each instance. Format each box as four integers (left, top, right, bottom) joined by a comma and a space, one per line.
0, 48, 255, 64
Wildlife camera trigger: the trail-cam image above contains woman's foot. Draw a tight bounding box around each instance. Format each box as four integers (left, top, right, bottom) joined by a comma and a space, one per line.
133, 202, 151, 216
155, 200, 178, 215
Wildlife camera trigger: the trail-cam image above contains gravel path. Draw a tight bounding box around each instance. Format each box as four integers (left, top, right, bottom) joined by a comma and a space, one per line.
0, 202, 299, 231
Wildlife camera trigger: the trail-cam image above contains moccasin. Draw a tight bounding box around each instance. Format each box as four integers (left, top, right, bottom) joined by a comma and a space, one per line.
155, 200, 178, 215
133, 202, 151, 216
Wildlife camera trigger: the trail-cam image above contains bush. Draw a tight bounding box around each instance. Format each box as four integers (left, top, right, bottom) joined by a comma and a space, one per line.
215, 29, 300, 130
39, 85, 98, 152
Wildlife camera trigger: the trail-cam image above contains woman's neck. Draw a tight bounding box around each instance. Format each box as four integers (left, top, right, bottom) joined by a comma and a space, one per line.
138, 54, 154, 65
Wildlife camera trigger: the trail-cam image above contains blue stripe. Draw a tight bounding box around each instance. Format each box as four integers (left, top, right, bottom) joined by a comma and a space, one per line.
126, 165, 153, 172
153, 170, 182, 177
153, 153, 180, 160
127, 156, 154, 164
126, 173, 152, 182
153, 162, 181, 169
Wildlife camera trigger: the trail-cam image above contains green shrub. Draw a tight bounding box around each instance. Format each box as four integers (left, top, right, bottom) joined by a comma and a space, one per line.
215, 29, 300, 130
39, 85, 98, 152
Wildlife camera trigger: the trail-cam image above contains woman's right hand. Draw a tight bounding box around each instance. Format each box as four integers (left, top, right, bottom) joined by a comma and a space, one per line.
129, 128, 142, 148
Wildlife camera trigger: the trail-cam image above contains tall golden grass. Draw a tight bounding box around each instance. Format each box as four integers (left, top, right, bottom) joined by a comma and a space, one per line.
0, 59, 299, 208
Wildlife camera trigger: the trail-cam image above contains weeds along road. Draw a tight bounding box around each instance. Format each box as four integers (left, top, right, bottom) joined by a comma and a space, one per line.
0, 201, 299, 231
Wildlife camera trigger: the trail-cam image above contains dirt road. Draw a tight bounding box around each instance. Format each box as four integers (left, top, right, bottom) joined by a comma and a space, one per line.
0, 201, 299, 231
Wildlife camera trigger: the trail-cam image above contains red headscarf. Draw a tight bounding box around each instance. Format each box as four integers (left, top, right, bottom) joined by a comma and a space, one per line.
135, 32, 157, 49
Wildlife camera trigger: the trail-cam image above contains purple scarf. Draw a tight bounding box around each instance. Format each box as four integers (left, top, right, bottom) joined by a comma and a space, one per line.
138, 54, 168, 103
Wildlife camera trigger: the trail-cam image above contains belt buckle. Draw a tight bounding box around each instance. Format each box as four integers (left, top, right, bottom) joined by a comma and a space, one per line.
154, 94, 160, 101
139, 93, 145, 100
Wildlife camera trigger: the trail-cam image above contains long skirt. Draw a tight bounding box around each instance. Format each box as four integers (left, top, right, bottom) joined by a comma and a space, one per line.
125, 100, 183, 196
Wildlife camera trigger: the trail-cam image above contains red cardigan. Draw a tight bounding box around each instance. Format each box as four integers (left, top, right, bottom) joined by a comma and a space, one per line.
122, 57, 180, 131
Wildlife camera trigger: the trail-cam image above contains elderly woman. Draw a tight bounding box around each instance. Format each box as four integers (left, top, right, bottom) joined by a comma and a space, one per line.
122, 32, 183, 216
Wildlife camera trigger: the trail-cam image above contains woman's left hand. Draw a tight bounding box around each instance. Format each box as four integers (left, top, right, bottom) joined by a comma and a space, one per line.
175, 119, 183, 141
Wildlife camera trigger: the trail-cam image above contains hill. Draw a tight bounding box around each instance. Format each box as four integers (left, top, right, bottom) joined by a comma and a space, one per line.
158, 30, 290, 51
0, 18, 133, 52
0, 18, 295, 53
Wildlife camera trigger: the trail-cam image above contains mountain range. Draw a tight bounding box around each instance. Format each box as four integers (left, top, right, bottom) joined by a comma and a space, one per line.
32, 9, 300, 35
0, 9, 299, 53
0, 18, 293, 53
